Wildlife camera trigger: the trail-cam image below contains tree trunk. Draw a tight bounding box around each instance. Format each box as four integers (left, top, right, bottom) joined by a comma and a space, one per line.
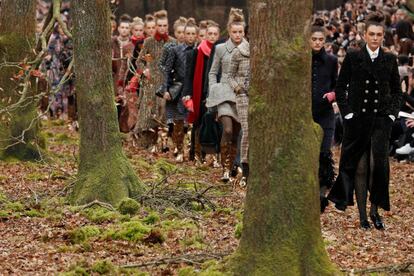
70, 0, 144, 206
0, 0, 42, 161
231, 1, 337, 274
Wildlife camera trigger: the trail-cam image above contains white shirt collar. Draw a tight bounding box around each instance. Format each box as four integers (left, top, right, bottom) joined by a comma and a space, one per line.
366, 45, 380, 60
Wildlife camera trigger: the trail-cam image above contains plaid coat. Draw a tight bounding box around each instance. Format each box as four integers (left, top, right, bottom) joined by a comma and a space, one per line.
229, 41, 250, 164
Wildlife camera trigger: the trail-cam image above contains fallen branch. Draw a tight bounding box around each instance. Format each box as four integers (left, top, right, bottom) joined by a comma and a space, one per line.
342, 261, 413, 274
121, 251, 231, 268
78, 200, 115, 212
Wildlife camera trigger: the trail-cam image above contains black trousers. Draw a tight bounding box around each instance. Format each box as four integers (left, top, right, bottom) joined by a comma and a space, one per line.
328, 115, 392, 211
313, 110, 335, 153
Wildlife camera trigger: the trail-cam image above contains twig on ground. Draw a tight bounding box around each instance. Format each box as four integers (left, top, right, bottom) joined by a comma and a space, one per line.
78, 200, 115, 212
121, 251, 231, 268
342, 261, 414, 274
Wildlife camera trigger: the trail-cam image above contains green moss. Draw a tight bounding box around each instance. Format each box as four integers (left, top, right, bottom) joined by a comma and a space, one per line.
69, 225, 101, 244
142, 211, 160, 225
0, 191, 8, 203
178, 267, 197, 276
5, 201, 24, 212
234, 222, 243, 239
180, 232, 205, 249
155, 158, 177, 175
0, 210, 10, 218
163, 207, 180, 218
82, 207, 119, 223
118, 198, 140, 215
161, 219, 196, 231
106, 221, 151, 242
24, 209, 44, 217
25, 172, 47, 181
60, 266, 89, 276
55, 133, 76, 144
91, 260, 115, 275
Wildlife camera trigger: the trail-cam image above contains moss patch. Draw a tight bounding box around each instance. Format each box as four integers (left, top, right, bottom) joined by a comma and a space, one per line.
106, 221, 151, 242
81, 207, 119, 224
118, 198, 140, 215
69, 226, 101, 244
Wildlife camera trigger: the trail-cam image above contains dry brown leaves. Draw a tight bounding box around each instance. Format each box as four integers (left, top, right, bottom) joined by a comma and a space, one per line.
0, 124, 413, 275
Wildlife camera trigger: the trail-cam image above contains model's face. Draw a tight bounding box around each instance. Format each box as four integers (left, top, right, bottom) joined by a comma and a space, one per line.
364, 25, 384, 51
145, 21, 156, 37
118, 22, 130, 38
175, 25, 185, 43
156, 19, 169, 35
229, 24, 244, 44
310, 32, 325, 52
111, 20, 117, 33
206, 26, 219, 44
185, 26, 197, 45
132, 24, 144, 37
198, 29, 206, 42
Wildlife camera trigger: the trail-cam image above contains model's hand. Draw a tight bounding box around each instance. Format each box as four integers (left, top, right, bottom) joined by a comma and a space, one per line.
163, 92, 171, 101
323, 91, 336, 103
406, 119, 414, 128
344, 113, 354, 119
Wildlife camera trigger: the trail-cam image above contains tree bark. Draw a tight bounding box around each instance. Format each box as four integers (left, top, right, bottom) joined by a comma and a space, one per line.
0, 0, 42, 160
231, 1, 337, 274
70, 0, 144, 206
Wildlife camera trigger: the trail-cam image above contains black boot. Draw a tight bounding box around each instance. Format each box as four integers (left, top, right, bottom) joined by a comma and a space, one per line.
319, 152, 335, 213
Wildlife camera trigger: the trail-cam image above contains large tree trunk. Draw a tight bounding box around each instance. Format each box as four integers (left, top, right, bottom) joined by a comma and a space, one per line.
231, 1, 337, 274
0, 0, 42, 160
70, 0, 144, 206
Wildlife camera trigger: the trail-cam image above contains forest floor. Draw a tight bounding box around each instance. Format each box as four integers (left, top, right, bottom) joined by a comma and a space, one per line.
0, 120, 413, 275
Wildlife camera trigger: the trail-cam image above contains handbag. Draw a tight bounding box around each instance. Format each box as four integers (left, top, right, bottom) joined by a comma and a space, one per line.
168, 81, 183, 101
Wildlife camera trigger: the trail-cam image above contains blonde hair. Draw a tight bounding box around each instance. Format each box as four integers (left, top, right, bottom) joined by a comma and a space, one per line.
173, 16, 187, 30
199, 20, 208, 30
207, 20, 220, 32
227, 8, 245, 30
131, 17, 144, 28
145, 14, 155, 26
185, 18, 198, 32
154, 10, 168, 23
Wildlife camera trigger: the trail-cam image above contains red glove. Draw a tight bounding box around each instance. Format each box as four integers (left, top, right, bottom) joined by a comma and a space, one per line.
183, 98, 194, 112
323, 91, 336, 103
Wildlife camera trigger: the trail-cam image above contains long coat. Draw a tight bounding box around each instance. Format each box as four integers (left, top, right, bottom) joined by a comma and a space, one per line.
328, 46, 402, 211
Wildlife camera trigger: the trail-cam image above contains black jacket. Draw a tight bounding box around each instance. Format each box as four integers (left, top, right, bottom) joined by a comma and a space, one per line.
336, 46, 402, 119
312, 48, 338, 117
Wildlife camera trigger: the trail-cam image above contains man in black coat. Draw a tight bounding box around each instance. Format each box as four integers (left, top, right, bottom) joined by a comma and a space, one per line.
328, 13, 402, 230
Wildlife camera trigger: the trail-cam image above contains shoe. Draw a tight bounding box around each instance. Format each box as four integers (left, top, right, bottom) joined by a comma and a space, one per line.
320, 195, 329, 213
175, 153, 184, 163
370, 213, 385, 230
239, 177, 247, 188
221, 170, 230, 182
360, 220, 371, 230
396, 143, 414, 155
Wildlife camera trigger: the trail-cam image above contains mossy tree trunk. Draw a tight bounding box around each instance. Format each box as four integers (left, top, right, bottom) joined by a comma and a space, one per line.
231, 1, 337, 275
0, 0, 42, 161
70, 0, 144, 206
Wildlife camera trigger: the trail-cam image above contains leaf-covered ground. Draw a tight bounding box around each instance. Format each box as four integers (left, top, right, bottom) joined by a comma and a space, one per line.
0, 121, 413, 275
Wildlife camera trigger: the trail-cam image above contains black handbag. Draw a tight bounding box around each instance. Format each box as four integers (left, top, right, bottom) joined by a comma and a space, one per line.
168, 81, 183, 101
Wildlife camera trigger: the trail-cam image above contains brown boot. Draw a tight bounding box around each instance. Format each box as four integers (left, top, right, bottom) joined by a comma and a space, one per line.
220, 142, 233, 182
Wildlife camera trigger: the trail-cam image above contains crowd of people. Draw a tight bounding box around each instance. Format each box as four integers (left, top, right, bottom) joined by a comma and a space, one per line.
34, 1, 413, 228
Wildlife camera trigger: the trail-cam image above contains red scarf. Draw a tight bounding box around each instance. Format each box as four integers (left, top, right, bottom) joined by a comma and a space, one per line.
131, 35, 145, 46
188, 40, 213, 124
154, 31, 169, 42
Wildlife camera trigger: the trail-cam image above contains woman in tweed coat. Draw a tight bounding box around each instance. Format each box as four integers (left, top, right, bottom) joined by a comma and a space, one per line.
133, 10, 175, 150
228, 40, 250, 186
207, 8, 247, 182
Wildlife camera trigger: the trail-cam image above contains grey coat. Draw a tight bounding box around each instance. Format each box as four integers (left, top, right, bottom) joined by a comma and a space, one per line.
228, 41, 250, 93
206, 39, 249, 108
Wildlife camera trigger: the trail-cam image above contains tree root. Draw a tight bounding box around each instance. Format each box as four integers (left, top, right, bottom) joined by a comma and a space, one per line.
121, 251, 231, 268
78, 199, 116, 212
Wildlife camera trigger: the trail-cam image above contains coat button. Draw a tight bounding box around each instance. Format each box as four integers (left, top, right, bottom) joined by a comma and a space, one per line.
375, 90, 378, 94
365, 90, 369, 94
374, 109, 378, 113
375, 81, 378, 84
364, 99, 368, 103
366, 80, 370, 84
374, 99, 378, 103
362, 108, 366, 112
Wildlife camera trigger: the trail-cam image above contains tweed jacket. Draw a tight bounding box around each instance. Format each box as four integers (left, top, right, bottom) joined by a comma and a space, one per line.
336, 46, 402, 119
228, 40, 250, 93
206, 39, 248, 108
